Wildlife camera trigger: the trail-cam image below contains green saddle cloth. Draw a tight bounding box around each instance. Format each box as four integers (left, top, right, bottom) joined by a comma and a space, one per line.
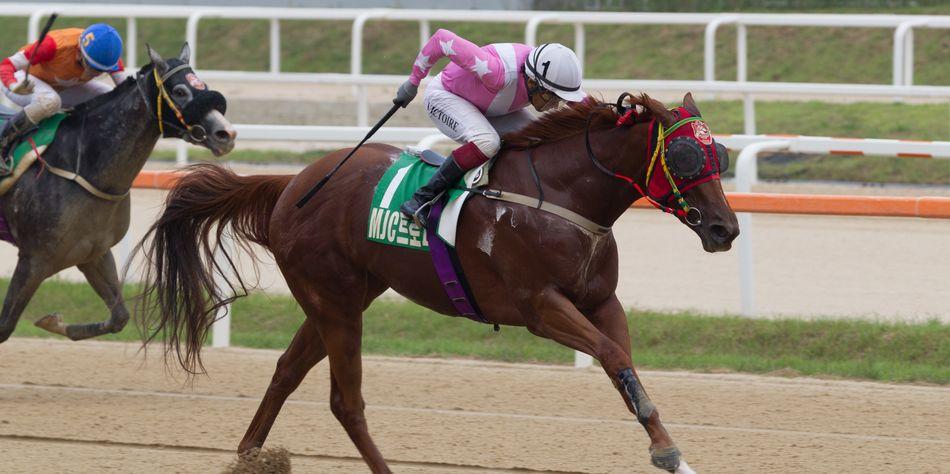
366, 151, 466, 251
0, 113, 67, 195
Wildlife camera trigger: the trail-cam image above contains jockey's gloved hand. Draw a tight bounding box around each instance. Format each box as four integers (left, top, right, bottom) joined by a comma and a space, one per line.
394, 80, 418, 108
11, 78, 34, 95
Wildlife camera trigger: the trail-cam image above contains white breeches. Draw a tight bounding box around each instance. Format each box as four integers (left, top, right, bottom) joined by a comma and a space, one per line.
424, 76, 534, 157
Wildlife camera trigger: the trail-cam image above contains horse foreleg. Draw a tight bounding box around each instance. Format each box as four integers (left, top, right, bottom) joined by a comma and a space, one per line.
523, 288, 688, 473
238, 317, 327, 453
34, 251, 129, 340
587, 295, 693, 474
0, 257, 47, 343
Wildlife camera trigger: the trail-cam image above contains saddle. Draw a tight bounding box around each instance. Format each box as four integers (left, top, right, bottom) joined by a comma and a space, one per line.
0, 109, 67, 196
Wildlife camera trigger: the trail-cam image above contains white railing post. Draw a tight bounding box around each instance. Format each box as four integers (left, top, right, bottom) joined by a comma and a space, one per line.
893, 19, 926, 87
270, 18, 280, 75
734, 140, 790, 317
573, 22, 585, 73
574, 351, 593, 368
419, 19, 430, 48
185, 11, 204, 68
115, 229, 133, 275
352, 12, 373, 127
27, 10, 49, 42
126, 17, 137, 69
743, 96, 756, 135
703, 15, 737, 82
211, 233, 233, 348
176, 141, 189, 166
524, 13, 557, 47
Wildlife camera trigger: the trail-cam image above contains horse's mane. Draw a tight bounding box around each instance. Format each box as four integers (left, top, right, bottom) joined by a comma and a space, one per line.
68, 62, 158, 116
503, 93, 673, 150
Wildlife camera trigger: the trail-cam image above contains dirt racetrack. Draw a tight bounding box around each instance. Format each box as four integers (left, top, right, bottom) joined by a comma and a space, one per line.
1, 338, 948, 473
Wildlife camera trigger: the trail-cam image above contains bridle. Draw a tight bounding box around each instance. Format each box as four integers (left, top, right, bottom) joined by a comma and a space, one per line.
584, 94, 717, 227
135, 63, 211, 144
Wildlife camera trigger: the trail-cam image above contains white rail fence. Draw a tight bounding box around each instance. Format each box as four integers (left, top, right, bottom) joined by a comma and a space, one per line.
3, 4, 949, 134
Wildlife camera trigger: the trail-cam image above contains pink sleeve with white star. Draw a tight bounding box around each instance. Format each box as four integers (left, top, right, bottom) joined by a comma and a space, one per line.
409, 29, 505, 90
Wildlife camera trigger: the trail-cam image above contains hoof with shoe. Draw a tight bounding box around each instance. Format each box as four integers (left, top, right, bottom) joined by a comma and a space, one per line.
673, 460, 696, 474
34, 313, 68, 337
650, 445, 683, 472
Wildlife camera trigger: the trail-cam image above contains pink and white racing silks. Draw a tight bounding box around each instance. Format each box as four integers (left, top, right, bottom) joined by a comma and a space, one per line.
410, 29, 533, 117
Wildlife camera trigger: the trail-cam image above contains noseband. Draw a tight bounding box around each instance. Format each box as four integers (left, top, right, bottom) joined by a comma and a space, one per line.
584, 94, 714, 227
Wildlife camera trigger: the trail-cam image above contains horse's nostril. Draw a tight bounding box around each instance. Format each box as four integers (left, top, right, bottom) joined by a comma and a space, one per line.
214, 129, 233, 142
710, 224, 730, 242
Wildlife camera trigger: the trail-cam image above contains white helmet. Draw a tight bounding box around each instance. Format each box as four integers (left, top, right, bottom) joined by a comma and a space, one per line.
524, 43, 587, 102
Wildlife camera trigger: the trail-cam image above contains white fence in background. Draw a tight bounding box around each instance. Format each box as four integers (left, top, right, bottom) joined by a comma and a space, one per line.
2, 4, 949, 133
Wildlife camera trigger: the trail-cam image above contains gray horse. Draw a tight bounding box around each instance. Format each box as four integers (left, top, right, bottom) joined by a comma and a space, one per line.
0, 44, 235, 343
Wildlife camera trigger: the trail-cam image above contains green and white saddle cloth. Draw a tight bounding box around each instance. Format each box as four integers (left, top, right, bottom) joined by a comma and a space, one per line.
0, 112, 67, 196
367, 148, 493, 251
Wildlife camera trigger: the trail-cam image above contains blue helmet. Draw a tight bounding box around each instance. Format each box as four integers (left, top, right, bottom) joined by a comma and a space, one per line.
80, 23, 123, 72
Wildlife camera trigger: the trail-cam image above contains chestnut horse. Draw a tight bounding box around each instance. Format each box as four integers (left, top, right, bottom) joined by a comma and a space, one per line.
137, 93, 738, 473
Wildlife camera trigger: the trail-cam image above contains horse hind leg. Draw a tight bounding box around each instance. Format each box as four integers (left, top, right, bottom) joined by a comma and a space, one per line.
319, 303, 390, 474
238, 317, 327, 453
34, 251, 129, 341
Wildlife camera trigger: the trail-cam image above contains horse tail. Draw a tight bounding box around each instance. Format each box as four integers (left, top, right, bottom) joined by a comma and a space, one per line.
136, 163, 292, 374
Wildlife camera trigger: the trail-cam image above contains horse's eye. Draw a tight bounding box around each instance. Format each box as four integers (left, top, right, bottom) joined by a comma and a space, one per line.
172, 85, 190, 99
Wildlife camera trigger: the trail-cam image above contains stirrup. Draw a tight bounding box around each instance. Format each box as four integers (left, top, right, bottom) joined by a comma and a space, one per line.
410, 191, 447, 229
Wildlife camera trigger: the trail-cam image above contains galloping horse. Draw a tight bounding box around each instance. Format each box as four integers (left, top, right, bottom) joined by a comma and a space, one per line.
138, 93, 738, 473
0, 44, 235, 343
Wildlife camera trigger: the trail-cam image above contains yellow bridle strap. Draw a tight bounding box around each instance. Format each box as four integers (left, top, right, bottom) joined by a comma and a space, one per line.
152, 67, 190, 137
644, 116, 705, 215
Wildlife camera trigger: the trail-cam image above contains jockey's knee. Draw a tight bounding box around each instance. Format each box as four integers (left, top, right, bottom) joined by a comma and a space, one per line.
24, 92, 61, 124
471, 133, 500, 158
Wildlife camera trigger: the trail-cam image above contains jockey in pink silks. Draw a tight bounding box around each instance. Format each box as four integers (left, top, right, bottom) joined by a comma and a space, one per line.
393, 29, 587, 227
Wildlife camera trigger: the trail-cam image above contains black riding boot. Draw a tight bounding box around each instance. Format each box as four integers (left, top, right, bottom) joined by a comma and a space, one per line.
400, 153, 467, 228
0, 111, 36, 173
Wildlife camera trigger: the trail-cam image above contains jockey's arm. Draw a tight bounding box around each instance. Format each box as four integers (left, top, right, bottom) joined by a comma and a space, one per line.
109, 58, 130, 85
0, 36, 56, 90
409, 29, 505, 91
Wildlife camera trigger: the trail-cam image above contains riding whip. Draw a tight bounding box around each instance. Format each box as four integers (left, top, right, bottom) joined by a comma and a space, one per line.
23, 13, 58, 84
295, 102, 402, 208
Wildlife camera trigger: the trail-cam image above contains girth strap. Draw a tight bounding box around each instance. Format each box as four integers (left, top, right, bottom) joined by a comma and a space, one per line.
42, 162, 129, 202
477, 188, 610, 235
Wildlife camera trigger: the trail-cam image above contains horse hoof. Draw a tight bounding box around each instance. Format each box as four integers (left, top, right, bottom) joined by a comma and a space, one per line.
34, 313, 68, 337
650, 445, 682, 472
674, 459, 696, 474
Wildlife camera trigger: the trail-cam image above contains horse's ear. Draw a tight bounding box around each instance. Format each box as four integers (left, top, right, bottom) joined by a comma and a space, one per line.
682, 93, 701, 117
179, 42, 191, 64
146, 43, 168, 74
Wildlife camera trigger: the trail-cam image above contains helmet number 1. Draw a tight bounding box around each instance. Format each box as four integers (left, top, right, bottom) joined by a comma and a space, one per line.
540, 60, 551, 79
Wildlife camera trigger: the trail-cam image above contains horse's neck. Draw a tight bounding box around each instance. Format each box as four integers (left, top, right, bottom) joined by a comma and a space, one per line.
498, 126, 646, 227
65, 81, 161, 194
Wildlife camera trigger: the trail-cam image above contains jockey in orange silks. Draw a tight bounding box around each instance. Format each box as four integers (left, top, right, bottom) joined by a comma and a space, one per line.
0, 24, 128, 158
393, 29, 587, 227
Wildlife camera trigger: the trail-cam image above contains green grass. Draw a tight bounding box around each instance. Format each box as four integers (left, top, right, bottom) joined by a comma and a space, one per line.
4, 277, 947, 384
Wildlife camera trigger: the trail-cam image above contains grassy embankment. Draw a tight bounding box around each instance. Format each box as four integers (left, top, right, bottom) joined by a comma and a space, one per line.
0, 13, 946, 184
4, 278, 947, 384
